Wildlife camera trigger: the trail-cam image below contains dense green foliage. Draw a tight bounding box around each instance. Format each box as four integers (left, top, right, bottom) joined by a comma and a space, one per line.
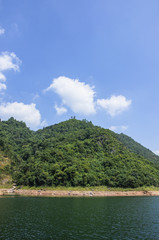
0, 118, 159, 188
116, 133, 159, 165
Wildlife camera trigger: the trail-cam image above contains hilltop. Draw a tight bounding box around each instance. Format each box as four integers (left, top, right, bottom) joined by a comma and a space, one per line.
0, 117, 159, 188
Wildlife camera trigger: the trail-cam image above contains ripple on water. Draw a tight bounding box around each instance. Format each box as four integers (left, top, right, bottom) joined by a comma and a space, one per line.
0, 196, 159, 239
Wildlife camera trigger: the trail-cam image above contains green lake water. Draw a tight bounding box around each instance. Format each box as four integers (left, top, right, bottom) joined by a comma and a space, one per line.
0, 196, 159, 239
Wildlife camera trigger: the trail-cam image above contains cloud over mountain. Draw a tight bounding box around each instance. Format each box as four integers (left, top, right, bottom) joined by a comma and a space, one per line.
109, 125, 128, 132
54, 104, 68, 115
0, 102, 44, 129
97, 95, 132, 116
45, 76, 96, 115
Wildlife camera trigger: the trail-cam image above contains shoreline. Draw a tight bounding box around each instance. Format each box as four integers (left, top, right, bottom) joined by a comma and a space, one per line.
1, 189, 159, 197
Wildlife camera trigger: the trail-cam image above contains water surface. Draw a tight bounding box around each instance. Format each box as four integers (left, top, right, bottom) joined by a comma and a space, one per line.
0, 196, 159, 239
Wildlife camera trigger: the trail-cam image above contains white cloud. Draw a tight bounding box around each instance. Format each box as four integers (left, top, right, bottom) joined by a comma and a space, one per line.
109, 126, 117, 131
0, 72, 6, 81
0, 27, 5, 35
55, 104, 67, 115
97, 95, 132, 116
0, 102, 44, 129
154, 150, 159, 156
45, 76, 96, 115
0, 83, 6, 91
0, 52, 21, 72
0, 52, 21, 92
109, 125, 128, 132
32, 93, 40, 101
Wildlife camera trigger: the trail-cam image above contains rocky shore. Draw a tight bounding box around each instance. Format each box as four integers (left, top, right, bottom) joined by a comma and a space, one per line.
1, 188, 159, 197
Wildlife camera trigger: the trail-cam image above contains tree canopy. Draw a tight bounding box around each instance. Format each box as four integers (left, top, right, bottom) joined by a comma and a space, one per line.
0, 118, 159, 188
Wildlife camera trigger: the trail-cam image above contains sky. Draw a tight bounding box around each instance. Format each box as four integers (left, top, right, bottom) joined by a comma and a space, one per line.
0, 0, 159, 154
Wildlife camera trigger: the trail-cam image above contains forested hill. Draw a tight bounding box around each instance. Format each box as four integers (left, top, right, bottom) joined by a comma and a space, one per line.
0, 118, 159, 188
116, 133, 159, 165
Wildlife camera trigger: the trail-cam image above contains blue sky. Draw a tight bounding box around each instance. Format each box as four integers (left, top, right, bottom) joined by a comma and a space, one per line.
0, 0, 159, 154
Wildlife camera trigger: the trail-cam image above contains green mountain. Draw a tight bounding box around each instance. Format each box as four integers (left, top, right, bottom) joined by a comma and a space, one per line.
116, 133, 159, 165
0, 118, 159, 188
0, 151, 12, 185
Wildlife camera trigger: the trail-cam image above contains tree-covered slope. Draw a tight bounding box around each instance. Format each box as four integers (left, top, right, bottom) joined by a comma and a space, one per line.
0, 151, 12, 185
0, 117, 34, 153
0, 117, 34, 184
0, 118, 159, 188
116, 133, 159, 165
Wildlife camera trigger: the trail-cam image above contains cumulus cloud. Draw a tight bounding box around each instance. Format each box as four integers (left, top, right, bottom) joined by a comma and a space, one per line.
0, 52, 21, 72
0, 83, 7, 91
109, 125, 128, 132
54, 104, 67, 115
45, 76, 96, 115
0, 72, 6, 81
0, 27, 5, 35
0, 72, 7, 90
97, 95, 132, 116
0, 52, 21, 92
0, 102, 44, 129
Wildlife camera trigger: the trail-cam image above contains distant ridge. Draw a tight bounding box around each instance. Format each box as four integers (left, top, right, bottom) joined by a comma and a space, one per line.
116, 133, 159, 165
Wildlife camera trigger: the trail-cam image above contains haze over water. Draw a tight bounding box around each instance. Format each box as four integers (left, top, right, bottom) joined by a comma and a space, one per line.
0, 196, 159, 239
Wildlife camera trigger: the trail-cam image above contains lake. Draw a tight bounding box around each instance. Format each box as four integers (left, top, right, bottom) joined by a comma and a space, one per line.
0, 196, 159, 239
